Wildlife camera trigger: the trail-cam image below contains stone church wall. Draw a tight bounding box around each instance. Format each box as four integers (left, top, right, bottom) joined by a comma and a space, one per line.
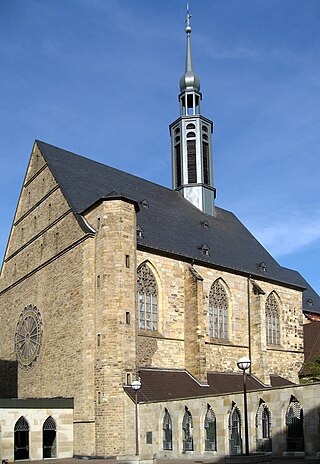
135, 253, 304, 383
0, 146, 96, 455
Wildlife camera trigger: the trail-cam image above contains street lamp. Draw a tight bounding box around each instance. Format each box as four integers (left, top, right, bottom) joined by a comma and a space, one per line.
131, 378, 142, 456
237, 357, 251, 456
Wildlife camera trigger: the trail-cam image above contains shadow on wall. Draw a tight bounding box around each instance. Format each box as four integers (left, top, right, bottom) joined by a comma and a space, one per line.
0, 360, 18, 397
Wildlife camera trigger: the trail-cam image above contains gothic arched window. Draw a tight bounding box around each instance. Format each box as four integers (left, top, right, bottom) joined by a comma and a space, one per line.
204, 405, 216, 451
265, 292, 280, 345
286, 396, 304, 451
182, 407, 193, 451
163, 408, 172, 450
229, 405, 242, 455
256, 402, 272, 452
137, 263, 158, 331
209, 279, 228, 339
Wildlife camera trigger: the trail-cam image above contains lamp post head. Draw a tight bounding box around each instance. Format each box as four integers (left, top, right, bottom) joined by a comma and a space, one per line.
237, 357, 251, 371
131, 379, 142, 391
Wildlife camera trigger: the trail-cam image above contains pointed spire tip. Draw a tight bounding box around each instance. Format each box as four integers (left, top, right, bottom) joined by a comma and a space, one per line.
185, 2, 191, 34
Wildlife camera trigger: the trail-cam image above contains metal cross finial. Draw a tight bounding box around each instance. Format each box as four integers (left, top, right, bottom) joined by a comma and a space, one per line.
185, 3, 192, 33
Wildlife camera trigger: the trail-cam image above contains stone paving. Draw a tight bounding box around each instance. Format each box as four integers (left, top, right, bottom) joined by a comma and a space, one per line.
24, 458, 319, 464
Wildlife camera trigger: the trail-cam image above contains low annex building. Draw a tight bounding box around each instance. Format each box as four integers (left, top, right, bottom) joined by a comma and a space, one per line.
0, 9, 320, 462
0, 398, 73, 461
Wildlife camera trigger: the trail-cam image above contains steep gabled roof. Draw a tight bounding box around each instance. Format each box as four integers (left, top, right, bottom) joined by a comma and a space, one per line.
36, 140, 320, 314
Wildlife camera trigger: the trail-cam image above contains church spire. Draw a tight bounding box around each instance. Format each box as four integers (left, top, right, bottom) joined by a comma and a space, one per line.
169, 6, 216, 216
179, 4, 200, 93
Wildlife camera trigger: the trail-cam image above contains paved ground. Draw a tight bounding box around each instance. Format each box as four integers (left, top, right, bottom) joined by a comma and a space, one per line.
24, 458, 320, 464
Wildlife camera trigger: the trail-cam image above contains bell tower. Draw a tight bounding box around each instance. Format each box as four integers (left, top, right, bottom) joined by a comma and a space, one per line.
170, 6, 216, 215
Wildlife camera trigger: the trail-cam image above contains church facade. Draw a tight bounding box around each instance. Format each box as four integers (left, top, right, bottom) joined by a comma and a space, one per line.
0, 10, 319, 461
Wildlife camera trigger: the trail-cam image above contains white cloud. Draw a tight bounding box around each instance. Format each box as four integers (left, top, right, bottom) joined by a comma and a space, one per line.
252, 214, 320, 258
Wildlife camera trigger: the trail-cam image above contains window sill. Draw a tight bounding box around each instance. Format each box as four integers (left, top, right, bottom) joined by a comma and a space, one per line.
206, 338, 232, 346
138, 329, 164, 338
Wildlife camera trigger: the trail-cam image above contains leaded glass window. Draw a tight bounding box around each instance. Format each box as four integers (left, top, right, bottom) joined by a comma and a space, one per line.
204, 405, 216, 451
163, 409, 172, 450
137, 264, 158, 331
256, 402, 272, 452
229, 406, 242, 455
182, 407, 193, 451
265, 292, 280, 345
209, 279, 228, 339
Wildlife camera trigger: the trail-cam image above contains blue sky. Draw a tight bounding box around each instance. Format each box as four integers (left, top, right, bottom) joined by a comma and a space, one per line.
1, 0, 320, 294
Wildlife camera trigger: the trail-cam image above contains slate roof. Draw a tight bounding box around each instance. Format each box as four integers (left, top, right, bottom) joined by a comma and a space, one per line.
36, 140, 320, 314
124, 369, 296, 403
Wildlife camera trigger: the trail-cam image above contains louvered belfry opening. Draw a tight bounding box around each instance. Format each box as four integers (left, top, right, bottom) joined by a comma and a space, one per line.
202, 141, 210, 185
187, 139, 197, 183
175, 144, 182, 187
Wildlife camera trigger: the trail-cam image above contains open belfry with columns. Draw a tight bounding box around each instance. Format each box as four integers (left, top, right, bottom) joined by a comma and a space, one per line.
0, 8, 320, 463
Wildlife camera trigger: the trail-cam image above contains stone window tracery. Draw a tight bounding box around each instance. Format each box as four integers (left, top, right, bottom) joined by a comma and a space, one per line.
256, 402, 272, 452
182, 407, 193, 451
204, 405, 216, 451
162, 408, 172, 450
137, 264, 158, 331
286, 397, 304, 451
208, 279, 228, 339
14, 304, 43, 371
265, 292, 280, 345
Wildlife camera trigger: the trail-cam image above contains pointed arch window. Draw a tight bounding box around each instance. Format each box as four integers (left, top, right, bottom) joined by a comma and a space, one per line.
265, 292, 280, 345
163, 408, 172, 450
286, 397, 304, 451
182, 407, 193, 451
229, 405, 242, 455
209, 279, 228, 339
256, 402, 272, 452
14, 416, 29, 461
204, 405, 216, 451
137, 263, 158, 331
43, 416, 57, 458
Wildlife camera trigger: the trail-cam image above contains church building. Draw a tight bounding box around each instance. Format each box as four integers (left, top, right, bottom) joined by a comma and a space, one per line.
0, 9, 320, 462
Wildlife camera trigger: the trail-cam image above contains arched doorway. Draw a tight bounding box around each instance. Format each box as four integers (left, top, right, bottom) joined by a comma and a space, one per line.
229, 405, 242, 455
43, 416, 57, 458
14, 416, 29, 460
